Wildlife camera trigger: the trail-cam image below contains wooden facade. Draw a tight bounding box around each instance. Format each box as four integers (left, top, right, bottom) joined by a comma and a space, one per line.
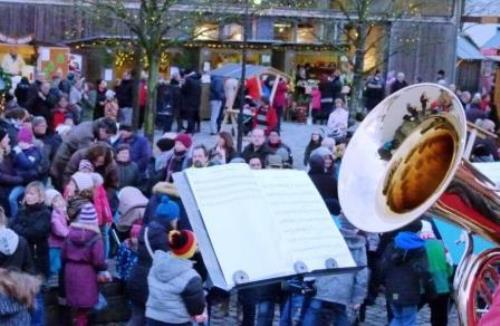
456, 60, 482, 93
0, 1, 130, 44
0, 0, 461, 83
388, 21, 458, 83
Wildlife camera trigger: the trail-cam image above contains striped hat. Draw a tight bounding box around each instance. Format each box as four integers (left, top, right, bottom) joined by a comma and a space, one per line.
76, 203, 98, 226
168, 230, 197, 259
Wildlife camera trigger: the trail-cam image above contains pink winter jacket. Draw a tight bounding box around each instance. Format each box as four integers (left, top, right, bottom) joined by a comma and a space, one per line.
48, 208, 70, 248
94, 185, 113, 226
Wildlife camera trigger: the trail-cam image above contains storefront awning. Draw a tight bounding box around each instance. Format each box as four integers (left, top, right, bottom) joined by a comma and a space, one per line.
457, 35, 485, 61
210, 63, 288, 79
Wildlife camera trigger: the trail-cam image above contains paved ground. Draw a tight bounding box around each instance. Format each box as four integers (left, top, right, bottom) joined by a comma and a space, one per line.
166, 120, 460, 325
206, 292, 459, 325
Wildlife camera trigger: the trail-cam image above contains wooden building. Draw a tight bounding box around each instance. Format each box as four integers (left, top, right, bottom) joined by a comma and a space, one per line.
0, 0, 462, 84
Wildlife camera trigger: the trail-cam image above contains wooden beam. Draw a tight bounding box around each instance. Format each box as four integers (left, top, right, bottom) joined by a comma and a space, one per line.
462, 16, 500, 24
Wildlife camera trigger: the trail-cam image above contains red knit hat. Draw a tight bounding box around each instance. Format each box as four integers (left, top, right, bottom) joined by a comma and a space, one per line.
168, 230, 197, 259
175, 134, 192, 149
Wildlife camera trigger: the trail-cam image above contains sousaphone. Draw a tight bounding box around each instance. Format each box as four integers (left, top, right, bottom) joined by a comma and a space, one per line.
338, 83, 499, 325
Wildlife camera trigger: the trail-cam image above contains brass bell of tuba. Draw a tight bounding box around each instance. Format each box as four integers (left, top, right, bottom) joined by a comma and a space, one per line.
338, 83, 499, 325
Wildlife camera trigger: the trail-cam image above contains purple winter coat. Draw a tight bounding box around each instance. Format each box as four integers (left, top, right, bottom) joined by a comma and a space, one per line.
62, 226, 106, 308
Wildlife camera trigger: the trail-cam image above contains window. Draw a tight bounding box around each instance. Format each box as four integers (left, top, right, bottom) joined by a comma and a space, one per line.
274, 22, 293, 42
297, 23, 318, 43
222, 23, 243, 41
194, 23, 219, 41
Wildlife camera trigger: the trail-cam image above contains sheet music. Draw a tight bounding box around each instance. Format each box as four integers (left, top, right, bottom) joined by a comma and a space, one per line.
184, 164, 289, 286
254, 170, 355, 269
184, 164, 355, 288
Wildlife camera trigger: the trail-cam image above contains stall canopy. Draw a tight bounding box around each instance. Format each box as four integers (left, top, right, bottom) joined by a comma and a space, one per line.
210, 63, 288, 79
210, 63, 291, 102
457, 35, 485, 61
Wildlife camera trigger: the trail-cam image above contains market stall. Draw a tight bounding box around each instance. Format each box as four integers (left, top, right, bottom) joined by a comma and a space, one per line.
210, 63, 292, 133
0, 33, 71, 83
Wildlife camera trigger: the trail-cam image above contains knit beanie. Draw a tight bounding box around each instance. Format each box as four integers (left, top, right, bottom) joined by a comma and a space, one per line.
17, 127, 33, 144
45, 189, 62, 207
155, 196, 180, 222
76, 203, 99, 227
78, 159, 94, 172
175, 134, 192, 149
71, 172, 102, 192
156, 138, 175, 152
168, 230, 197, 259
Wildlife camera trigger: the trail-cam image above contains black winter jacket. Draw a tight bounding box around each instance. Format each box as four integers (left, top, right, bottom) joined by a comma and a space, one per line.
0, 234, 35, 274
9, 203, 51, 277
116, 79, 134, 108
117, 161, 140, 189
379, 238, 433, 306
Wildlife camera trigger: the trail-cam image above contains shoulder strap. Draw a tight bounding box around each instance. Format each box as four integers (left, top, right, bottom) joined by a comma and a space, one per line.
144, 227, 154, 259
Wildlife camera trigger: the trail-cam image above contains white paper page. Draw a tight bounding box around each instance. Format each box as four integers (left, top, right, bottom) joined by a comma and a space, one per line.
253, 169, 355, 270
473, 162, 500, 188
185, 164, 289, 287
39, 48, 50, 61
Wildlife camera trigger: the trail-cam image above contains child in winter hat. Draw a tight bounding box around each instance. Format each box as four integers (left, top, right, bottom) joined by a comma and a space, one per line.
72, 202, 100, 234
62, 201, 111, 326
168, 229, 198, 259
117, 187, 148, 233
155, 196, 180, 228
10, 126, 43, 216
74, 162, 113, 257
145, 229, 206, 324
16, 126, 33, 144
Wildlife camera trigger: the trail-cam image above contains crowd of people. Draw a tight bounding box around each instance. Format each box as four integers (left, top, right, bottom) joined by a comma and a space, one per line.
0, 66, 498, 326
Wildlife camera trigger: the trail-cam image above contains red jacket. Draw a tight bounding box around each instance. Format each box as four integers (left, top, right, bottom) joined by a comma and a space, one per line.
252, 105, 278, 135
139, 81, 148, 108
51, 109, 66, 131
273, 80, 288, 108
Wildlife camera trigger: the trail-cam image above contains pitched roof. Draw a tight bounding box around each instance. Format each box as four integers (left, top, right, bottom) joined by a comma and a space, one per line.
457, 35, 485, 60
483, 29, 500, 49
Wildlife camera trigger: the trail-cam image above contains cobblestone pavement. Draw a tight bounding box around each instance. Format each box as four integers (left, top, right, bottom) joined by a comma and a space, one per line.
161, 120, 460, 325
207, 292, 459, 325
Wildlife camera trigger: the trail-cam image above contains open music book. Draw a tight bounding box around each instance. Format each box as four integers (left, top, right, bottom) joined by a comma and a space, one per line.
174, 163, 355, 290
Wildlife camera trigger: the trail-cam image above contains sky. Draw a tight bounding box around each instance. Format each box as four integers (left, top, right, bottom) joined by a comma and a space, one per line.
463, 0, 500, 46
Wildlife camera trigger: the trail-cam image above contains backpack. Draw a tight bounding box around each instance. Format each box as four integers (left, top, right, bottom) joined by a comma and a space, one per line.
116, 243, 138, 281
